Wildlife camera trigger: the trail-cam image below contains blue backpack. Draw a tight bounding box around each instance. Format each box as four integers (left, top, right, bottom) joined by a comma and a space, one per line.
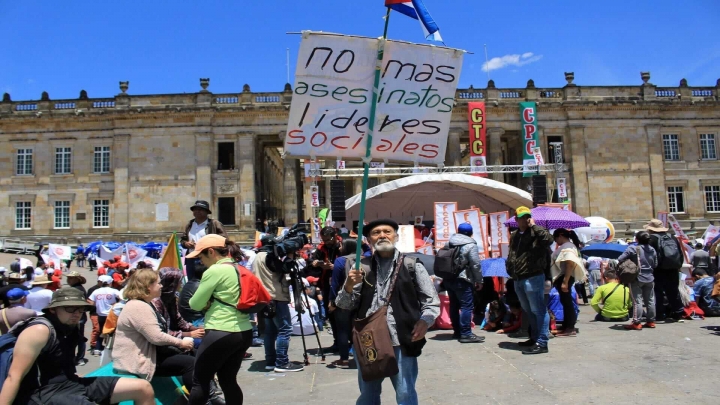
0, 317, 57, 401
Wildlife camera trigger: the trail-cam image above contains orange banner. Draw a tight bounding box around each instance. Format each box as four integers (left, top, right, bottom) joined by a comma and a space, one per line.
468, 102, 487, 177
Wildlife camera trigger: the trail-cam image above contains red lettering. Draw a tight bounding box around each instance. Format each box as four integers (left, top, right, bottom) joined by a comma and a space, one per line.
419, 144, 439, 159
525, 140, 536, 156
352, 135, 365, 150
523, 107, 535, 123
376, 139, 393, 152
310, 132, 327, 147
287, 129, 305, 145
402, 142, 419, 154
392, 134, 407, 153
330, 136, 350, 149
524, 124, 536, 139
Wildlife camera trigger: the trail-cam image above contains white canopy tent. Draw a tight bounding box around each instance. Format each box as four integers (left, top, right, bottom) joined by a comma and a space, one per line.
344, 174, 532, 223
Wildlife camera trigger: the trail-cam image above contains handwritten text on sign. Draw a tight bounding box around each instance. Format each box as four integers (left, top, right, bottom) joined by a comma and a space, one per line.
285, 32, 464, 165
434, 202, 458, 249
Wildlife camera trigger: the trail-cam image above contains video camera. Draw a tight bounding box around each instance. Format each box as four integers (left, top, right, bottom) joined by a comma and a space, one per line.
260, 223, 310, 274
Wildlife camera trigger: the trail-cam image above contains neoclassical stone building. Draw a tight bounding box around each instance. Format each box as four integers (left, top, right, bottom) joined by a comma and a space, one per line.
1, 73, 719, 243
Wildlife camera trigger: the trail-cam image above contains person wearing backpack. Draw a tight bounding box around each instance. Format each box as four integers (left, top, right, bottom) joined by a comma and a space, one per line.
644, 219, 685, 322
188, 235, 254, 405
440, 223, 484, 343
618, 231, 658, 330
0, 287, 155, 405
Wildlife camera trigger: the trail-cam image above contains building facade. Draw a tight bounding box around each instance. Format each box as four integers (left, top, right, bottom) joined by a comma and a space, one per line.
1, 73, 719, 243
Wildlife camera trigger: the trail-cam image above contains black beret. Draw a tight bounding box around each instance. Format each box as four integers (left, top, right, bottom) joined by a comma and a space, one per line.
362, 219, 399, 237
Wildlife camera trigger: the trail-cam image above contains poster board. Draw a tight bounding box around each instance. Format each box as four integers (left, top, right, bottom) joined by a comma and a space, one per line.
488, 211, 510, 256
453, 209, 488, 258
397, 225, 416, 253
416, 244, 434, 255
434, 202, 458, 249
657, 211, 668, 228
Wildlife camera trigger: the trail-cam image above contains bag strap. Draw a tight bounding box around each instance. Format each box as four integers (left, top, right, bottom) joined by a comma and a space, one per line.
635, 245, 642, 268
1, 308, 10, 333
213, 263, 243, 310
601, 283, 622, 305
384, 255, 405, 307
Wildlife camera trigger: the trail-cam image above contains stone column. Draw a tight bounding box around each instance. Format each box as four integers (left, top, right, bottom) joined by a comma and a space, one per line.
444, 130, 462, 166
238, 134, 256, 231
645, 125, 668, 216
195, 133, 213, 204
566, 125, 591, 216
283, 158, 300, 224
488, 127, 505, 183
113, 133, 130, 232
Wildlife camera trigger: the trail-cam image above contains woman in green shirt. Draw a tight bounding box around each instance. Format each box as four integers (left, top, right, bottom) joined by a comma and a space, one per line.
187, 234, 252, 405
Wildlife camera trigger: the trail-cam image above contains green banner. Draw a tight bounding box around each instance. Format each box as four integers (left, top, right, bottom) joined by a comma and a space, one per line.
519, 101, 538, 177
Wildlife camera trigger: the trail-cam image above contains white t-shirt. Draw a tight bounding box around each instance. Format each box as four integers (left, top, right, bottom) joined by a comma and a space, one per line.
240, 249, 256, 271
290, 297, 319, 336
89, 287, 121, 316
24, 287, 54, 315
189, 220, 208, 243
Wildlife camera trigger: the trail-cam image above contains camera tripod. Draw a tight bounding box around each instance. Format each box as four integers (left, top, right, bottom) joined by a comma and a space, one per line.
286, 260, 326, 365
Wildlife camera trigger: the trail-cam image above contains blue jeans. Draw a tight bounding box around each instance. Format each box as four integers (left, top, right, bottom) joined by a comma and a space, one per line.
264, 301, 292, 367
192, 318, 205, 349
444, 278, 474, 337
514, 274, 549, 347
356, 346, 418, 405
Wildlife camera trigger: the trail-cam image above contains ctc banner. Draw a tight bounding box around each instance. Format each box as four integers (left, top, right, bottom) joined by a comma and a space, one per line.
284, 32, 464, 165
467, 102, 487, 177
434, 202, 458, 249
520, 101, 539, 177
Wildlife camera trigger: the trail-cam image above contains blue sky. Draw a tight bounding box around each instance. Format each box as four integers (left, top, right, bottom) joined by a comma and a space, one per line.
2, 0, 719, 101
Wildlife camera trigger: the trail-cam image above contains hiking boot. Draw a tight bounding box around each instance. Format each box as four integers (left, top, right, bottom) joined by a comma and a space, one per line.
275, 362, 304, 373
522, 344, 548, 355
624, 323, 642, 330
459, 334, 484, 343
643, 322, 656, 328
518, 339, 536, 347
555, 329, 577, 337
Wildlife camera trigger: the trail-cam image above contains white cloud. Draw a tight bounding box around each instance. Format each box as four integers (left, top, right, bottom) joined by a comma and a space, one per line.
482, 52, 543, 72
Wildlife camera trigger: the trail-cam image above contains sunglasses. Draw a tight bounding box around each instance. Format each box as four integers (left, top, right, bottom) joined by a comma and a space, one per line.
60, 306, 86, 314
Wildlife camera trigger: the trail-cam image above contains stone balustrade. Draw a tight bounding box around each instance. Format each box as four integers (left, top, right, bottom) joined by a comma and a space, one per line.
1, 73, 718, 116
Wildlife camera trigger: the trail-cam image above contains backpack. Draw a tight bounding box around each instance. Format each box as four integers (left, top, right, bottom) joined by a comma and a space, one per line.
215, 264, 272, 313
618, 246, 641, 285
656, 234, 684, 270
0, 317, 57, 399
434, 245, 464, 281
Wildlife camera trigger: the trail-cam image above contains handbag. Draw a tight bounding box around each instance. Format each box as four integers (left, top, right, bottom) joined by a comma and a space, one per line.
618, 246, 641, 285
351, 258, 402, 382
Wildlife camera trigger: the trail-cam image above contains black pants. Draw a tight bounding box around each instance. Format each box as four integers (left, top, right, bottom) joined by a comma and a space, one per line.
155, 350, 195, 389
654, 271, 684, 320
574, 282, 588, 304
555, 277, 577, 330
95, 316, 107, 350
333, 308, 353, 360
190, 329, 252, 405
29, 377, 119, 405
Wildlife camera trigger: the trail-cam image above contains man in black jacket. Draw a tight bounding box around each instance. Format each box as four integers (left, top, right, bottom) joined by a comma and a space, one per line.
180, 200, 227, 280
644, 218, 684, 322
506, 206, 554, 355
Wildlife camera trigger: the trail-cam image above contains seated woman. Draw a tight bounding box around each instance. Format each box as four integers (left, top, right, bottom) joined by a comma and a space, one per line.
496, 302, 523, 334
112, 269, 199, 399
482, 300, 508, 332
152, 267, 205, 347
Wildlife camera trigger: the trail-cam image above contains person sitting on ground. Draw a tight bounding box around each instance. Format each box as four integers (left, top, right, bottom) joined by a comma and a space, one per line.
692, 268, 720, 317
87, 275, 121, 354
619, 231, 658, 330
24, 274, 54, 315
482, 300, 508, 332
496, 302, 523, 334
0, 288, 36, 333
0, 287, 155, 405
152, 268, 204, 344
590, 267, 632, 322
112, 269, 203, 401
0, 272, 30, 307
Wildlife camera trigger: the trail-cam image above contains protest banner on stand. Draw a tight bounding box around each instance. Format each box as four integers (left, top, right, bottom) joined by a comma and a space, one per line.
703, 225, 720, 246
667, 214, 687, 240
397, 225, 416, 253
434, 202, 458, 249
453, 209, 488, 258
520, 102, 539, 177
489, 212, 510, 257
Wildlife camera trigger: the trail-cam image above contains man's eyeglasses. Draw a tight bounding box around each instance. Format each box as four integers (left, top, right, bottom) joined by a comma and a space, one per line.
61, 306, 85, 314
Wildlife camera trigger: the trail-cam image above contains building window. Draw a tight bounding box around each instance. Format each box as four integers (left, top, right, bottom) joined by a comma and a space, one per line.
16, 149, 33, 175
700, 134, 717, 160
54, 201, 71, 229
217, 197, 235, 225
667, 186, 685, 213
55, 147, 72, 174
15, 202, 32, 230
93, 146, 111, 173
218, 142, 235, 170
705, 186, 720, 213
93, 199, 110, 228
662, 134, 680, 161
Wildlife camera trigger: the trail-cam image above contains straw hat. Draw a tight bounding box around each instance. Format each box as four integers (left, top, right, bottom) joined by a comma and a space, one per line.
66, 271, 87, 284
643, 219, 668, 233
31, 274, 54, 286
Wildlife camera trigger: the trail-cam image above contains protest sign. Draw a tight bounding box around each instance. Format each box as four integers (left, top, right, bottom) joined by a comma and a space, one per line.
557, 178, 567, 198
479, 214, 489, 251
467, 102, 487, 177
667, 214, 687, 240
284, 32, 464, 165
532, 147, 545, 166
519, 102, 539, 177
489, 212, 510, 256
310, 186, 320, 207
48, 244, 72, 261
414, 216, 424, 225
453, 209, 488, 258
703, 225, 720, 246
416, 244, 434, 255
434, 202, 458, 249
125, 244, 148, 267
397, 225, 416, 253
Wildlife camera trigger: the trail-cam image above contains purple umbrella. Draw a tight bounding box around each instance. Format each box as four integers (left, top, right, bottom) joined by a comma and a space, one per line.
504, 206, 590, 229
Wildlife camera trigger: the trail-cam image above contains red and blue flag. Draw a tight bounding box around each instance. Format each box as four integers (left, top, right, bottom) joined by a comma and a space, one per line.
385, 0, 443, 42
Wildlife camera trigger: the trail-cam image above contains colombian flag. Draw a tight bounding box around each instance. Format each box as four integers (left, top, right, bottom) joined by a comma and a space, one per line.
385, 0, 442, 42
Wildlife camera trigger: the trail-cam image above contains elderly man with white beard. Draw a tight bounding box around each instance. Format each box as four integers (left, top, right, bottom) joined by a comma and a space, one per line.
336, 219, 439, 405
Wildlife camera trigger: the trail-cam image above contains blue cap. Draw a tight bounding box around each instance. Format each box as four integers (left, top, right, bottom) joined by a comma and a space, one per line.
458, 222, 473, 236
7, 288, 29, 301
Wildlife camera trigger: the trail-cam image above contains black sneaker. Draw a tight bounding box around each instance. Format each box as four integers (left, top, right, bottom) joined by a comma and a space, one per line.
458, 334, 485, 343
274, 362, 304, 373
518, 339, 536, 347
664, 318, 678, 323
522, 344, 548, 355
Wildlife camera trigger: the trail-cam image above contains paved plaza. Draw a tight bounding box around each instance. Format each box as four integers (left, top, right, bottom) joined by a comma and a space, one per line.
4, 252, 718, 405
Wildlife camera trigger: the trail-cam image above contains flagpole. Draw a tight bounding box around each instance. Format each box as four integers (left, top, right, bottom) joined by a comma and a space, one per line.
354, 7, 391, 270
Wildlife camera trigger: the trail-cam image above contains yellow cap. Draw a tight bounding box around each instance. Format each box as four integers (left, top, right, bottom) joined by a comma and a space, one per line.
516, 206, 532, 218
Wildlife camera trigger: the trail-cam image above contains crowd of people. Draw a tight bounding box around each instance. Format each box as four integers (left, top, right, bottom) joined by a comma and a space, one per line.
1, 199, 719, 405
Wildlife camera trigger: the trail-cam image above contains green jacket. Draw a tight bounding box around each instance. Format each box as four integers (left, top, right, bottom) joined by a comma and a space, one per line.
506, 225, 554, 280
